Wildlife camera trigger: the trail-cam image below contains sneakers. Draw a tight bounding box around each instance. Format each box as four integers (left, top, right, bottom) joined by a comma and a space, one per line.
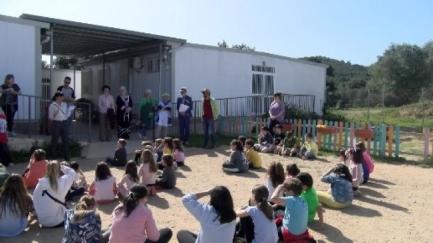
301, 156, 308, 160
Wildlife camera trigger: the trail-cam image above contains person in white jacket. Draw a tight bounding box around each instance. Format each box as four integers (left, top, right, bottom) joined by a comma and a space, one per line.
33, 161, 76, 227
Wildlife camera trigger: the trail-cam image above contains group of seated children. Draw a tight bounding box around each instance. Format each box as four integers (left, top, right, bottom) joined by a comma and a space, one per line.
254, 125, 319, 160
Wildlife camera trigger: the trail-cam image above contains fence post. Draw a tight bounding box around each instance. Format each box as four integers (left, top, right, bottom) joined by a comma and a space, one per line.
338, 122, 343, 150
344, 122, 349, 148
380, 124, 387, 157
367, 124, 372, 153
302, 120, 307, 144
333, 121, 338, 151
424, 128, 430, 158
394, 126, 400, 158
311, 120, 317, 139
297, 119, 302, 145
388, 125, 394, 157
307, 119, 311, 133
316, 120, 322, 148
28, 97, 31, 138
193, 103, 197, 134
349, 123, 355, 148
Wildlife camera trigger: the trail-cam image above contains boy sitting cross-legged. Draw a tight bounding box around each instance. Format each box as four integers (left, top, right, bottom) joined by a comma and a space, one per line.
296, 172, 324, 230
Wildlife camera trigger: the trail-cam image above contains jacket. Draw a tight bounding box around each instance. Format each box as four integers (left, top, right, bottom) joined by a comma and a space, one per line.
176, 95, 193, 116
201, 97, 218, 120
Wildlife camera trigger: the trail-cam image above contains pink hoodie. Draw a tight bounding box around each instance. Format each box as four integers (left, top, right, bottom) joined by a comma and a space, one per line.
363, 152, 374, 173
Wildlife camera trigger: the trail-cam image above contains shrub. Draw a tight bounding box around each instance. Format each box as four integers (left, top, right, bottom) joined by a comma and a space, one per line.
10, 140, 83, 163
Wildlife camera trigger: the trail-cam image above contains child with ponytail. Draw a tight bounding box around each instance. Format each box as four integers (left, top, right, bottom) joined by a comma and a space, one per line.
235, 185, 278, 243
101, 184, 172, 243
63, 195, 101, 243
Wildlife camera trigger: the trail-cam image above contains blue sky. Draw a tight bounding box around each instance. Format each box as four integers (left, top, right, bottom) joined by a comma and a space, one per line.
1, 0, 432, 65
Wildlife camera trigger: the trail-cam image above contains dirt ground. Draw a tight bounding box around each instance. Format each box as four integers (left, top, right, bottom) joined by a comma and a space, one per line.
2, 146, 432, 243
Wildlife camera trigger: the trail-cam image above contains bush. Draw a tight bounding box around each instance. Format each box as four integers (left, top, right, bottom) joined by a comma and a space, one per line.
10, 140, 83, 163
262, 104, 348, 122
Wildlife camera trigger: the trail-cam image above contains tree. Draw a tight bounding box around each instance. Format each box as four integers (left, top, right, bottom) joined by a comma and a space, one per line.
218, 40, 229, 48
41, 60, 49, 69
54, 57, 78, 69
423, 41, 433, 91
372, 44, 427, 105
217, 40, 255, 51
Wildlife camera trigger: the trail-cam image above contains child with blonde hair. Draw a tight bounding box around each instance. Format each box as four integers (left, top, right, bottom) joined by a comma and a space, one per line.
139, 149, 158, 195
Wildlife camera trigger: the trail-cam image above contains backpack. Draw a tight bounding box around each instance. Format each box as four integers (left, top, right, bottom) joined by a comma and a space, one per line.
0, 163, 9, 187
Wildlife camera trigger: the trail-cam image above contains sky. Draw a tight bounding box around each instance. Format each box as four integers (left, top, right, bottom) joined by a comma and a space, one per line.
1, 0, 432, 66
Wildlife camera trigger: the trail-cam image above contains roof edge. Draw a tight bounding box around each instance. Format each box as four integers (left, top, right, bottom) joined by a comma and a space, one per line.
183, 43, 329, 69
0, 14, 50, 29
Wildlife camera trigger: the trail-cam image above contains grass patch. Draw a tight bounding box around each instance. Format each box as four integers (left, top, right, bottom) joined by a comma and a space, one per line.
10, 140, 83, 164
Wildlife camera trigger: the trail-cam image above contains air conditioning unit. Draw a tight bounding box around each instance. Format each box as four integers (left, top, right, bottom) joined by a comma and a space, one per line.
130, 57, 142, 70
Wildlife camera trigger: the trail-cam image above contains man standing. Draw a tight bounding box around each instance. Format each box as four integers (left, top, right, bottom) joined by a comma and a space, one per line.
177, 87, 193, 146
201, 88, 218, 149
57, 77, 76, 135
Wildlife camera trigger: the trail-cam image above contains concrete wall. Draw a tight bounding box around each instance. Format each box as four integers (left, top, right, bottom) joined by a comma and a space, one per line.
172, 44, 327, 116
42, 69, 82, 100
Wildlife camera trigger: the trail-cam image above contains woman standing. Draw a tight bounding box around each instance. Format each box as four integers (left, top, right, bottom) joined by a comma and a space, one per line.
33, 161, 76, 228
49, 91, 70, 161
268, 92, 285, 136
98, 85, 115, 142
116, 86, 133, 140
0, 174, 34, 237
138, 89, 157, 139
155, 93, 172, 139
1, 74, 22, 137
177, 186, 237, 243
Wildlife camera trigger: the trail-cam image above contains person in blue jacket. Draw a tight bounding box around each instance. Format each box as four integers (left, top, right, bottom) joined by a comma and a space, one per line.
176, 87, 193, 146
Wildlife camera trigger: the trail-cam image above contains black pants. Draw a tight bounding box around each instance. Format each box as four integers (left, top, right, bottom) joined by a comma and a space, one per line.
65, 187, 85, 201
177, 230, 197, 243
0, 143, 12, 167
2, 105, 17, 132
100, 227, 172, 243
269, 119, 280, 136
51, 120, 70, 161
235, 216, 255, 243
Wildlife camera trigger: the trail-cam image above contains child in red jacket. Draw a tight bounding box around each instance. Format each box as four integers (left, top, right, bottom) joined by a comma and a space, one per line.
0, 110, 12, 167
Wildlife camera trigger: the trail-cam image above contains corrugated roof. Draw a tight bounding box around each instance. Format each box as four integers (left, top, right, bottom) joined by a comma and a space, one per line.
20, 14, 186, 57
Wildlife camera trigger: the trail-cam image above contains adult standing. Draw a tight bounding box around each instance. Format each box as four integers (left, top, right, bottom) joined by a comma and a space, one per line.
155, 93, 172, 139
176, 87, 193, 146
138, 89, 158, 139
268, 92, 285, 136
48, 91, 70, 161
57, 77, 76, 134
201, 89, 218, 149
1, 74, 21, 137
98, 85, 115, 142
116, 86, 133, 140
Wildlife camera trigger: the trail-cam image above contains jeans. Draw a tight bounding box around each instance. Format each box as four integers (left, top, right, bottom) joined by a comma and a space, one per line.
202, 119, 216, 147
362, 162, 370, 183
65, 187, 85, 201
2, 105, 17, 132
235, 216, 255, 243
177, 230, 197, 243
178, 115, 191, 142
51, 120, 70, 161
138, 123, 147, 138
106, 157, 124, 166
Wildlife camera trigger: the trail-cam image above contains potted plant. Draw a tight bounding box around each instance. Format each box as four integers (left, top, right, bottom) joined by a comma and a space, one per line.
354, 129, 375, 139
316, 125, 337, 134
281, 122, 295, 132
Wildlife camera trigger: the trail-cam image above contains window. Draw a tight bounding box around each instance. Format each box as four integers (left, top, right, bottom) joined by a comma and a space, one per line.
251, 66, 275, 114
264, 75, 274, 95
252, 65, 275, 73
252, 74, 263, 94
147, 58, 160, 72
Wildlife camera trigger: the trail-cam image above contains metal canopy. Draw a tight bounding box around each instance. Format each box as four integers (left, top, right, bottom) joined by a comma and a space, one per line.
20, 14, 186, 57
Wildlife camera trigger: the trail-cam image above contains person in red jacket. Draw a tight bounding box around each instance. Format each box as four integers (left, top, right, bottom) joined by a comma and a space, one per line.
0, 109, 12, 167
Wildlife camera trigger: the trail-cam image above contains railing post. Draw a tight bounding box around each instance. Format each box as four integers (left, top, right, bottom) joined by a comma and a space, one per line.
28, 96, 31, 138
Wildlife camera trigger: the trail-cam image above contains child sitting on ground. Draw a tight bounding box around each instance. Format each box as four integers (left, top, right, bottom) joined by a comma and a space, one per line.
245, 139, 262, 169
356, 142, 374, 184
339, 149, 350, 167
299, 133, 318, 160
22, 149, 48, 189
105, 139, 127, 167
60, 162, 86, 202
70, 162, 87, 188
281, 131, 298, 156
296, 172, 324, 230
89, 162, 117, 204
154, 138, 164, 162
139, 149, 158, 195
173, 138, 185, 168
286, 163, 300, 181
238, 135, 247, 148
155, 154, 177, 189
270, 178, 315, 242
134, 141, 152, 165
348, 148, 363, 196
235, 185, 279, 243
222, 140, 249, 173
265, 162, 285, 201
162, 137, 174, 155
254, 126, 274, 153
62, 195, 101, 243
0, 109, 12, 167
317, 164, 353, 209
117, 161, 140, 198
271, 124, 285, 154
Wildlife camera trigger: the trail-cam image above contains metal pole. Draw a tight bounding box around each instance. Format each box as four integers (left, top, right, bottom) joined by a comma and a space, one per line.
422, 87, 425, 128
73, 65, 76, 92
102, 53, 105, 85
367, 89, 370, 124
49, 28, 54, 86
382, 88, 385, 123
159, 44, 162, 97
28, 97, 31, 138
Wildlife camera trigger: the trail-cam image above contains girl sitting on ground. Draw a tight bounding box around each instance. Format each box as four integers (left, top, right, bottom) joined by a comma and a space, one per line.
63, 195, 101, 243
339, 149, 350, 167
173, 138, 185, 168
89, 162, 117, 204
266, 162, 286, 201
285, 163, 301, 181
155, 155, 177, 189
0, 174, 34, 237
139, 150, 158, 192
317, 164, 354, 209
222, 140, 249, 173
177, 186, 237, 243
356, 142, 374, 184
22, 149, 49, 189
245, 139, 262, 169
157, 138, 174, 170
33, 161, 76, 228
235, 185, 278, 243
348, 148, 363, 196
101, 184, 173, 243
117, 161, 140, 198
